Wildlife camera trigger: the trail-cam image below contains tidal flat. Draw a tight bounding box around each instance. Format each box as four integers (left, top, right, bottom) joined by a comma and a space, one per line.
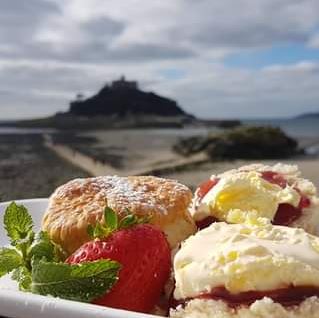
0, 134, 89, 201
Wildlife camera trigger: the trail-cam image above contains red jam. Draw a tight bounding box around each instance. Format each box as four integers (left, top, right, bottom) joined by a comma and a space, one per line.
273, 194, 311, 226
173, 286, 319, 309
261, 171, 311, 226
196, 216, 218, 230
197, 178, 220, 199
195, 178, 220, 229
261, 171, 288, 188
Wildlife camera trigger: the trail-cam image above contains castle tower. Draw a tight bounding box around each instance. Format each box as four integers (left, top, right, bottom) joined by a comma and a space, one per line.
111, 75, 138, 90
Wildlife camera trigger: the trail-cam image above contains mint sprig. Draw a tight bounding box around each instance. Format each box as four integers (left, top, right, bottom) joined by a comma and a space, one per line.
87, 206, 150, 239
0, 248, 22, 277
11, 266, 32, 291
32, 259, 120, 302
29, 231, 67, 263
1, 202, 121, 302
4, 202, 33, 246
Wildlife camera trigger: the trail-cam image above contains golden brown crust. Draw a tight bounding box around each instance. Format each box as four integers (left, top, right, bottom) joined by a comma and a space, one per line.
42, 175, 195, 254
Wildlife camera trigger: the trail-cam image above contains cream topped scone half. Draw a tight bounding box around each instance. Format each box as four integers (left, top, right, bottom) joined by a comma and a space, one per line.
171, 222, 319, 318
191, 163, 319, 234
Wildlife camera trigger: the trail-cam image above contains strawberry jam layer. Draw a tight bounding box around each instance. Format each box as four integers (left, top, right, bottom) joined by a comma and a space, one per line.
262, 171, 311, 226
197, 178, 220, 200
195, 171, 311, 230
173, 286, 319, 309
194, 178, 220, 229
273, 195, 310, 226
196, 216, 218, 230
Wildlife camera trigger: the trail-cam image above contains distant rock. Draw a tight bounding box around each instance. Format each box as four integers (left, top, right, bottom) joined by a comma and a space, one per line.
69, 76, 189, 118
295, 112, 319, 119
174, 126, 301, 159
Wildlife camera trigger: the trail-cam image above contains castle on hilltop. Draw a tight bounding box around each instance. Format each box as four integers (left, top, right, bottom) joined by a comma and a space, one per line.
68, 75, 188, 118
110, 76, 138, 90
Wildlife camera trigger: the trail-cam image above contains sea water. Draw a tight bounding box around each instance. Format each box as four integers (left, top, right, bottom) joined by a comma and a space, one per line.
243, 117, 319, 138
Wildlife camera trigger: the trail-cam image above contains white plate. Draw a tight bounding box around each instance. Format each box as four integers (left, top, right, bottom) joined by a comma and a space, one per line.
0, 199, 160, 318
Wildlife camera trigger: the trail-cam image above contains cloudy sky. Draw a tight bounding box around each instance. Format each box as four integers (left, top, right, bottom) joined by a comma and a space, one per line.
1, 0, 319, 120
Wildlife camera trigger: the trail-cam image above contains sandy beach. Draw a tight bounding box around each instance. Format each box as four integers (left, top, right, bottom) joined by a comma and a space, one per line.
0, 134, 89, 201
0, 129, 318, 201
47, 129, 319, 188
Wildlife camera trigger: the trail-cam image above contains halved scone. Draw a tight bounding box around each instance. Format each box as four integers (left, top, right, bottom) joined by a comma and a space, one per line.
191, 163, 319, 234
171, 222, 319, 318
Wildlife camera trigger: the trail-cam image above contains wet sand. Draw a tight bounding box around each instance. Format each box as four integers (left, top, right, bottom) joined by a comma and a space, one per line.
0, 134, 89, 201
0, 130, 318, 201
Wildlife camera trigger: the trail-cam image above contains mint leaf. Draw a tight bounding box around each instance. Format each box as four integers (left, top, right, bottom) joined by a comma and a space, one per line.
28, 231, 65, 263
0, 248, 22, 277
104, 207, 118, 231
4, 202, 34, 246
31, 259, 121, 302
11, 266, 32, 291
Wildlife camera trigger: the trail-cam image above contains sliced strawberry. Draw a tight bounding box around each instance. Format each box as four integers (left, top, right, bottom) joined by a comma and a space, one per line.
66, 224, 171, 313
197, 178, 219, 199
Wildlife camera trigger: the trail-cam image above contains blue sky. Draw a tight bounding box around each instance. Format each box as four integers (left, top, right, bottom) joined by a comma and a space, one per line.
1, 0, 319, 119
224, 44, 319, 69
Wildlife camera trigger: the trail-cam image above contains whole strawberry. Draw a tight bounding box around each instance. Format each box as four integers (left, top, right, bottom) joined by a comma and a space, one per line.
66, 207, 171, 313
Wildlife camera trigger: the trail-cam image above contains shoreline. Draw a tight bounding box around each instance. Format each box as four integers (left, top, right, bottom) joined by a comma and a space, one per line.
0, 130, 318, 201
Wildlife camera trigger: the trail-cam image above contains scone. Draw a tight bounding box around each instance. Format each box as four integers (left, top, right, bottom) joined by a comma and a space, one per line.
42, 175, 196, 254
191, 163, 319, 234
171, 222, 319, 318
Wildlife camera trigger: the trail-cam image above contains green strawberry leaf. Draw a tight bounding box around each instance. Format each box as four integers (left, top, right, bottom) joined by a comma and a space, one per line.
31, 259, 121, 302
11, 266, 32, 291
4, 202, 34, 246
0, 248, 22, 277
119, 214, 137, 228
87, 224, 95, 239
87, 206, 150, 239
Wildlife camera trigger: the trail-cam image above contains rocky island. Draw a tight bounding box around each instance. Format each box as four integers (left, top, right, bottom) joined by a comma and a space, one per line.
6, 76, 241, 130
12, 76, 194, 129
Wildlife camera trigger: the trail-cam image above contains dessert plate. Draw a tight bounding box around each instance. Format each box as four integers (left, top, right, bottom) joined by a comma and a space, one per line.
0, 199, 160, 318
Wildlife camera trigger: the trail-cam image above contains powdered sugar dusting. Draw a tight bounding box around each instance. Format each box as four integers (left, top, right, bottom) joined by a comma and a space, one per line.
51, 175, 191, 216
95, 175, 164, 213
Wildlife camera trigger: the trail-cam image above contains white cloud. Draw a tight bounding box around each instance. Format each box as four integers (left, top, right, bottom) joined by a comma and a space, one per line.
0, 0, 319, 119
308, 33, 319, 48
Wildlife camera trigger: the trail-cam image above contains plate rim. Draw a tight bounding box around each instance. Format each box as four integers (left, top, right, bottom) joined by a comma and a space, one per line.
0, 197, 49, 206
